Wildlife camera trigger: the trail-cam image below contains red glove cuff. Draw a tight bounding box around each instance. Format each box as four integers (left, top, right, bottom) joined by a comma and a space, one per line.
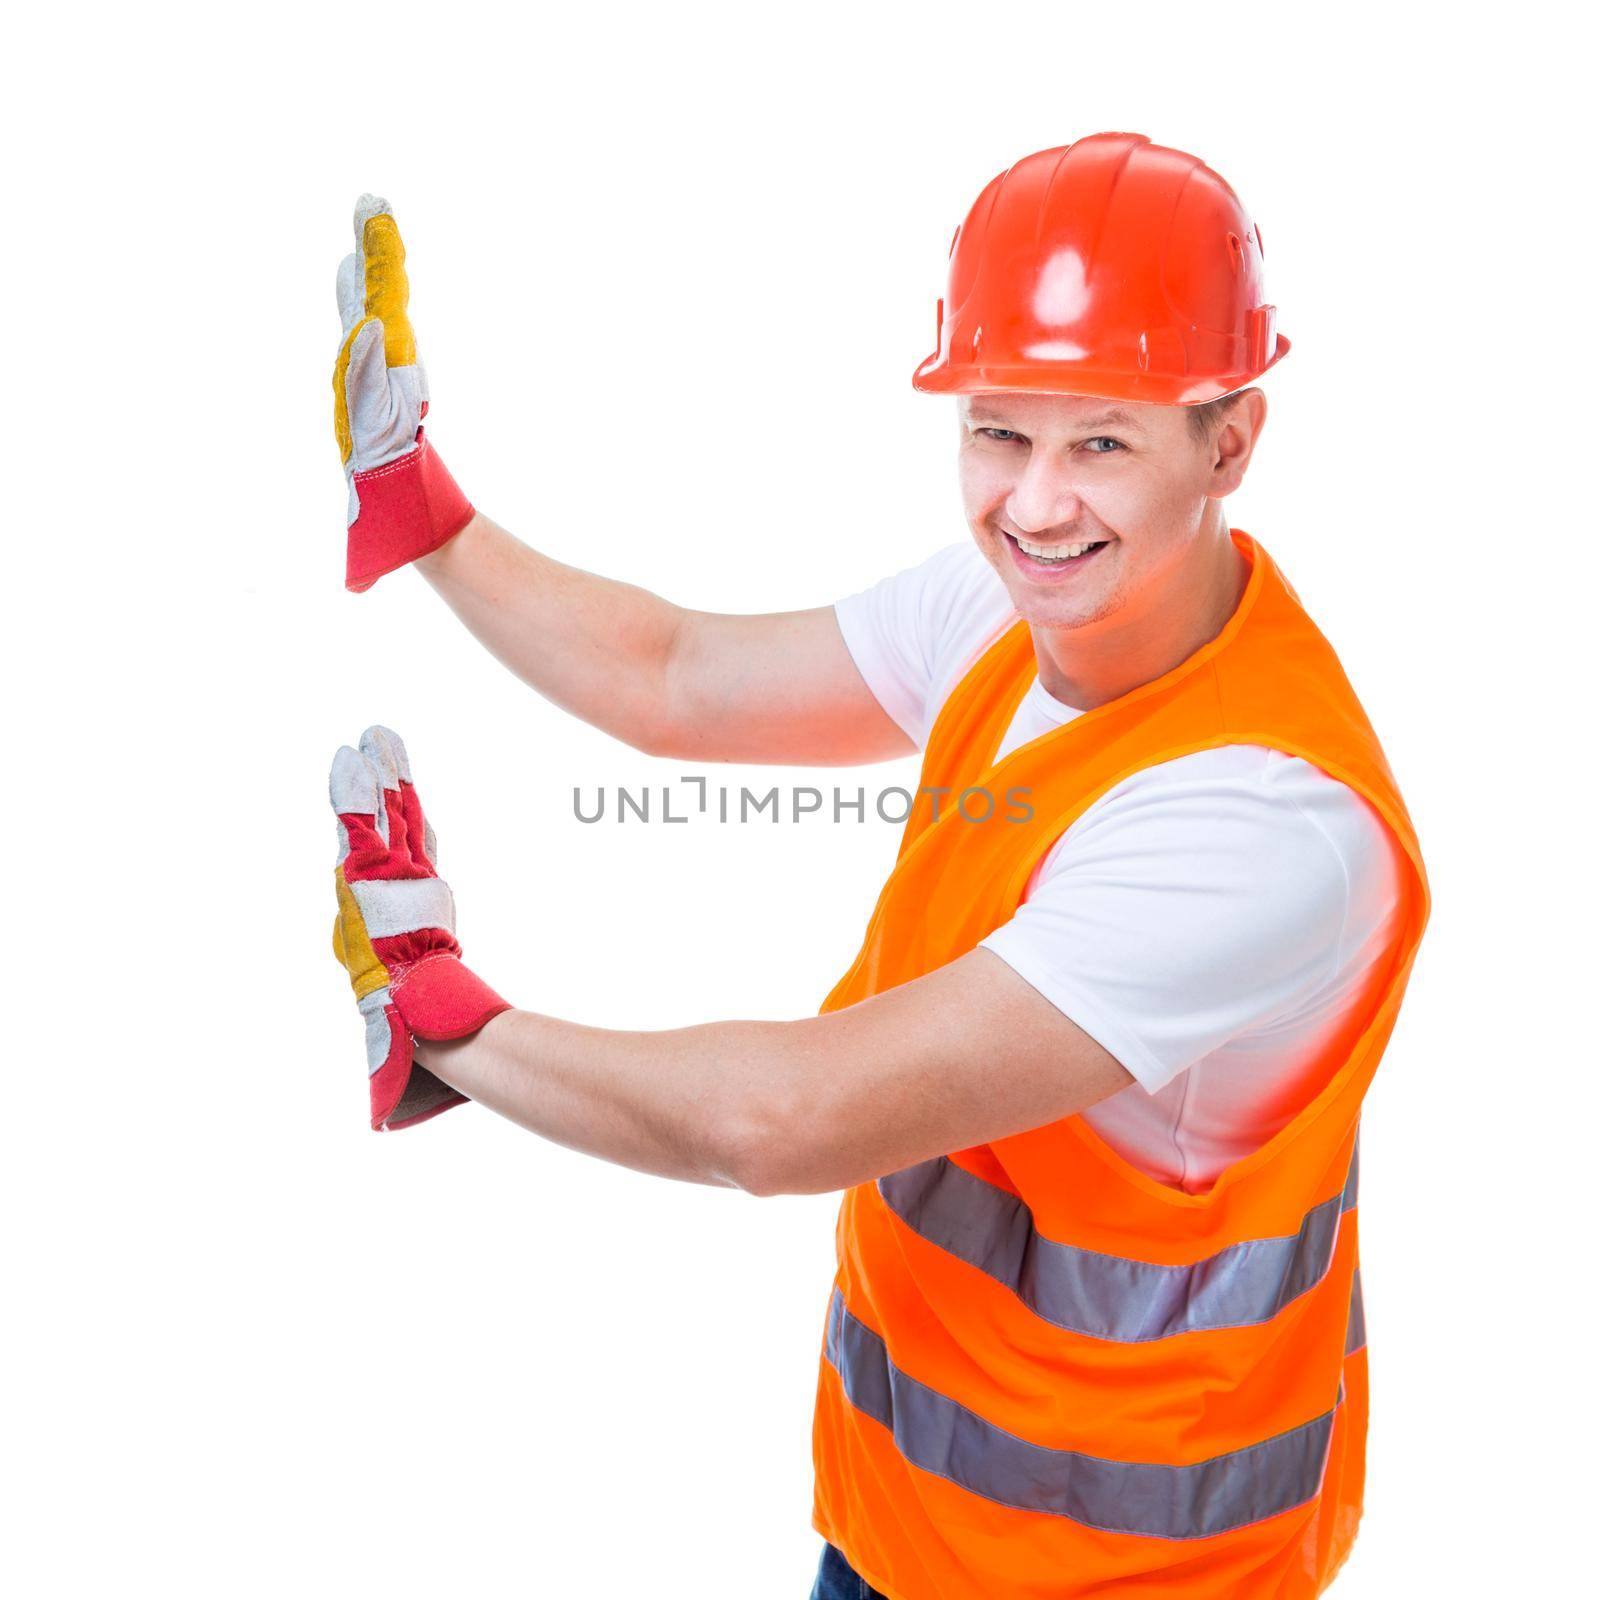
372, 1048, 468, 1132
346, 428, 474, 593
390, 952, 511, 1041
369, 956, 510, 1132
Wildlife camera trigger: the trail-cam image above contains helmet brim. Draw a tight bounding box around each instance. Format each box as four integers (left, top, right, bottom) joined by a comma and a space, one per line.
911, 335, 1290, 406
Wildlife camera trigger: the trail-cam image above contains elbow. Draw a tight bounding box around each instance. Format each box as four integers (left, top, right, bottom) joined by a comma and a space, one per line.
628, 717, 698, 762
718, 1080, 823, 1199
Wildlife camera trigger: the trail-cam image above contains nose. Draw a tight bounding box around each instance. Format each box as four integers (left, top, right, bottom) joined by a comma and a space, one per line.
1005, 455, 1082, 536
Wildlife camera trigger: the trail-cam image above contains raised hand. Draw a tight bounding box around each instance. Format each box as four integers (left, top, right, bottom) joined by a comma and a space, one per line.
332, 198, 475, 592
329, 726, 509, 1129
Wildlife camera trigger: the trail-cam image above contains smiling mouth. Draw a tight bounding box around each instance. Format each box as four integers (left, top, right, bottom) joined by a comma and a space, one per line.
1003, 530, 1111, 567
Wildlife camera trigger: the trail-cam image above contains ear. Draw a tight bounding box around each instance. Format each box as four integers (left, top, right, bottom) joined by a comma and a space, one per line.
1205, 388, 1267, 498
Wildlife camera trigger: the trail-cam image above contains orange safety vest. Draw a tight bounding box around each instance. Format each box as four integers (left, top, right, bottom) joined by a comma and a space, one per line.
810, 530, 1432, 1599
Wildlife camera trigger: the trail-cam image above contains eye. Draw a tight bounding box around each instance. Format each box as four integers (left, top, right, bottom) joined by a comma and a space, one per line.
976, 427, 1023, 443
1084, 436, 1125, 454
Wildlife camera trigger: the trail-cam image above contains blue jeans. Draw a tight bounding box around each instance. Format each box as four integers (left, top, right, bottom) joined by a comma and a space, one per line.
809, 1541, 890, 1600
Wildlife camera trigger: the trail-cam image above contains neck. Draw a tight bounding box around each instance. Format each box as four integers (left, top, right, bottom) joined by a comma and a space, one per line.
1029, 511, 1250, 711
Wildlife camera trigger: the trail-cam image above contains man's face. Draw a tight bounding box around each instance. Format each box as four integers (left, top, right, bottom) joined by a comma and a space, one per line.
957, 392, 1225, 630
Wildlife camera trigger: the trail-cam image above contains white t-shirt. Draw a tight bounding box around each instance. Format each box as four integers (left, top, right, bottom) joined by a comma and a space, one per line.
833, 541, 1404, 1193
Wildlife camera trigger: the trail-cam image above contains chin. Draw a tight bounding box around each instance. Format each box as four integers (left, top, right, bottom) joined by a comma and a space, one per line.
1010, 573, 1119, 632
1013, 592, 1078, 628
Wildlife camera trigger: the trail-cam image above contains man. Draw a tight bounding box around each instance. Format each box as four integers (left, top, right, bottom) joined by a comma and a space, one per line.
327, 133, 1431, 1598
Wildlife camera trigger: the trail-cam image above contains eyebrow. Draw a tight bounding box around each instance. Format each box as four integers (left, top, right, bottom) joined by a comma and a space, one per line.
965, 404, 1145, 431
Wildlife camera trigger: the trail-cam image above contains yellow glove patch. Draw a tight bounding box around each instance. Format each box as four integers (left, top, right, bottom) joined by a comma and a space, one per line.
332, 870, 390, 1002
333, 203, 421, 465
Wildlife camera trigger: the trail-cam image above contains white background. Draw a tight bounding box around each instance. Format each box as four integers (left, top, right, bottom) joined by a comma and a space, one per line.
4, 3, 1594, 1595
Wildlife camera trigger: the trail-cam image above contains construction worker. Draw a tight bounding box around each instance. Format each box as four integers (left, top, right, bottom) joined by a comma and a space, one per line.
327, 133, 1431, 1598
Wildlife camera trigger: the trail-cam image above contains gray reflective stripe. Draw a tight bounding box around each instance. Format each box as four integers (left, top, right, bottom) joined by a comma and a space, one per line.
1343, 1138, 1360, 1212
824, 1287, 1337, 1541
876, 1148, 1360, 1344
1345, 1269, 1366, 1356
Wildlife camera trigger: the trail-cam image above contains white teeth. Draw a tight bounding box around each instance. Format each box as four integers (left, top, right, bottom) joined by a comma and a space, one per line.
1016, 536, 1102, 561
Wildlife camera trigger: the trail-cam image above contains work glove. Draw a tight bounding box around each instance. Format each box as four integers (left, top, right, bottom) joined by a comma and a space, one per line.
333, 196, 475, 592
329, 726, 510, 1130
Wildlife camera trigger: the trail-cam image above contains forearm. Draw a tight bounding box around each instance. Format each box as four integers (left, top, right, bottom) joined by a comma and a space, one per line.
414, 513, 910, 766
402, 953, 1130, 1194
415, 512, 689, 752
412, 1008, 793, 1190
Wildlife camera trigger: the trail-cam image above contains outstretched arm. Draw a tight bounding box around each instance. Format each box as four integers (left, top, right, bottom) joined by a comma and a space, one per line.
327, 725, 1130, 1156
412, 949, 1133, 1194
416, 512, 914, 765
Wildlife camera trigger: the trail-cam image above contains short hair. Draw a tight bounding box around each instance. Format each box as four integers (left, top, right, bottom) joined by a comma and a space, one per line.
1186, 391, 1246, 444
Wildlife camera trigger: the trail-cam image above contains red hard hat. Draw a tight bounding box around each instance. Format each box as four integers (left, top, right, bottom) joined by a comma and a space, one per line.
913, 133, 1289, 405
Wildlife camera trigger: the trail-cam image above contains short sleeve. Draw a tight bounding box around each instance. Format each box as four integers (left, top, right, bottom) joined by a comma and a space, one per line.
834, 541, 1015, 749
978, 751, 1368, 1093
